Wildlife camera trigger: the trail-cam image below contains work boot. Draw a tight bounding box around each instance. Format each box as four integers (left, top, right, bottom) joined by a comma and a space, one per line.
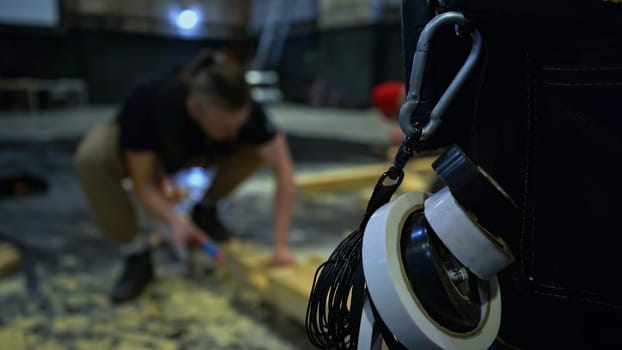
109, 250, 154, 303
191, 201, 233, 242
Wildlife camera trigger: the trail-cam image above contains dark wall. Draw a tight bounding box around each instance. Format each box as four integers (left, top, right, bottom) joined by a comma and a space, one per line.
0, 22, 403, 108
0, 31, 83, 79
278, 22, 403, 108
79, 31, 237, 103
372, 23, 405, 86
0, 27, 229, 105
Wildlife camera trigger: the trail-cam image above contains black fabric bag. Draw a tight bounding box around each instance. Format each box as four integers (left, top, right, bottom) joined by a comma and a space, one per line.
401, 1, 622, 348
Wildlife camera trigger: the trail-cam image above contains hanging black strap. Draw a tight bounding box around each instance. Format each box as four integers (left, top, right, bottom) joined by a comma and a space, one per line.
359, 129, 422, 232
359, 169, 404, 231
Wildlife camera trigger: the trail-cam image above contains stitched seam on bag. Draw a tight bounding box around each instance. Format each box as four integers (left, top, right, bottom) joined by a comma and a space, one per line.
541, 66, 622, 72
520, 52, 531, 278
543, 81, 622, 87
531, 73, 538, 274
533, 288, 622, 309
538, 283, 622, 299
553, 97, 620, 142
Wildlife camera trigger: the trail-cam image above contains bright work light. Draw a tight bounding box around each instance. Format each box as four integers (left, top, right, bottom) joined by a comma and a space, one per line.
176, 9, 199, 30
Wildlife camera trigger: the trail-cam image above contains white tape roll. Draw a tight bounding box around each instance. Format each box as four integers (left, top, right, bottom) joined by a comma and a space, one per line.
424, 187, 514, 280
363, 191, 501, 350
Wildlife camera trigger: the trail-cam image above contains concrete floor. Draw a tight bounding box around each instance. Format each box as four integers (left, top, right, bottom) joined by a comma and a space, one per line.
0, 104, 395, 349
0, 103, 394, 146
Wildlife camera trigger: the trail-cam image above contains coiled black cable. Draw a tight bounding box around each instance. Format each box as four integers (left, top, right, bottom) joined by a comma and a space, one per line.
306, 229, 365, 348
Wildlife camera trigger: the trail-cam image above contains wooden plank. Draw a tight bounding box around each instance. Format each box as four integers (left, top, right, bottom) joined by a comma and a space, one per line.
209, 239, 328, 326
400, 173, 433, 193
295, 156, 437, 194
0, 326, 25, 350
218, 239, 271, 291
0, 243, 21, 278
295, 164, 387, 193
262, 256, 325, 325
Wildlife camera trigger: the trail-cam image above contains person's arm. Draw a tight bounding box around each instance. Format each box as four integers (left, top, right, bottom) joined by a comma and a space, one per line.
125, 150, 207, 255
257, 133, 296, 266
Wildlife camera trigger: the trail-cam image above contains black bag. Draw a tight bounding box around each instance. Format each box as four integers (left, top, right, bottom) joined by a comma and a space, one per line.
401, 1, 622, 348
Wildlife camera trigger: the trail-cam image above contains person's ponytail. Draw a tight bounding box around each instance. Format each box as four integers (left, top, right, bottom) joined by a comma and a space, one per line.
180, 50, 251, 111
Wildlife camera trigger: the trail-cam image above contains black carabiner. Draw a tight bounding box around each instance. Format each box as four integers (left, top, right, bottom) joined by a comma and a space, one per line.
399, 11, 482, 141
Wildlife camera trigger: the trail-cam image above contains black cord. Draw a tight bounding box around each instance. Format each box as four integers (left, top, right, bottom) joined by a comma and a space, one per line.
306, 230, 364, 348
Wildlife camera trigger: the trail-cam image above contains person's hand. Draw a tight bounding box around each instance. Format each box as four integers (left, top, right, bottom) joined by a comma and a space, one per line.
271, 243, 296, 267
170, 218, 208, 260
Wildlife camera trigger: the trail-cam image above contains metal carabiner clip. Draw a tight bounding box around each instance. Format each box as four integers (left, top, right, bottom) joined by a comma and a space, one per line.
399, 11, 483, 141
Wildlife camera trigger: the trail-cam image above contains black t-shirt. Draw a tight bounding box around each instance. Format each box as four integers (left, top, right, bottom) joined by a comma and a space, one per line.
116, 78, 277, 172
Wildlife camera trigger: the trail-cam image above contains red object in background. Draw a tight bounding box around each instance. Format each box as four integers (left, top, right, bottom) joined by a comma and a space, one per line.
372, 81, 405, 120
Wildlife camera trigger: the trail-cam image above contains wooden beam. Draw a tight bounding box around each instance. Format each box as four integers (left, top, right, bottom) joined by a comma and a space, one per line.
0, 243, 21, 278
295, 155, 437, 194
218, 239, 271, 291
262, 256, 325, 325
295, 164, 387, 193
0, 327, 25, 350
210, 239, 327, 326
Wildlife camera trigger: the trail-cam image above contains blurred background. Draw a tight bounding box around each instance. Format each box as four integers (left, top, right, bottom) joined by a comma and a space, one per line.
0, 1, 434, 349
0, 0, 404, 109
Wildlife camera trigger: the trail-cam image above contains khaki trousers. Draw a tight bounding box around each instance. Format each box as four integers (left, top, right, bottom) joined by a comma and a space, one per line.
74, 122, 262, 243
